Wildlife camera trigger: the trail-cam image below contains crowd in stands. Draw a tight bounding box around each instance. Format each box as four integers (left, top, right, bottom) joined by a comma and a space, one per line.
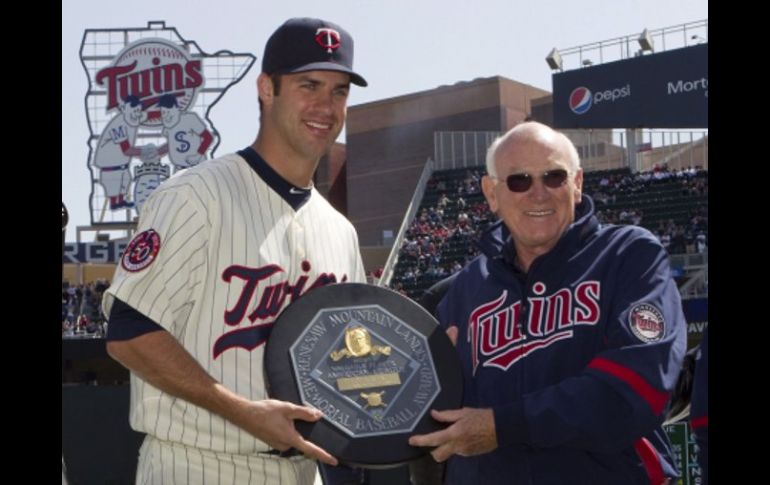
389, 169, 493, 297
389, 165, 708, 299
62, 279, 109, 337
591, 165, 708, 255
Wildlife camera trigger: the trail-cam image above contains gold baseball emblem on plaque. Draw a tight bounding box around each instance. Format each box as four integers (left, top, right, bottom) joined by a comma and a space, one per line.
330, 326, 392, 361
346, 327, 372, 356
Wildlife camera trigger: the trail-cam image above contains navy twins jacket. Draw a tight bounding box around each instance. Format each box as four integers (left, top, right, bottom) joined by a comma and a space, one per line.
438, 196, 686, 485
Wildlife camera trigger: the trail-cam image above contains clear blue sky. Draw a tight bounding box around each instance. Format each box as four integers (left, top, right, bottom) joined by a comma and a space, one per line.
62, 0, 707, 241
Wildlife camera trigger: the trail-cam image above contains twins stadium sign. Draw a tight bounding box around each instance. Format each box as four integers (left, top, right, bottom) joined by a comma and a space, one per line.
80, 21, 256, 226
96, 38, 203, 118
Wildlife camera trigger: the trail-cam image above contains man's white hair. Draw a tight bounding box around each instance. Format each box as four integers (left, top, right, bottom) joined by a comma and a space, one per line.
485, 122, 581, 178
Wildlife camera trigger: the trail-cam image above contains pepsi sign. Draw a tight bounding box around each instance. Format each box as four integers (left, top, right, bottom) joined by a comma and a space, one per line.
552, 44, 707, 128
569, 84, 632, 115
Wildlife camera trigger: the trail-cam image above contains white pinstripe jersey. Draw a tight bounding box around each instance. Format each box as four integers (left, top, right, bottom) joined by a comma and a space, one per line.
104, 151, 365, 459
135, 436, 317, 485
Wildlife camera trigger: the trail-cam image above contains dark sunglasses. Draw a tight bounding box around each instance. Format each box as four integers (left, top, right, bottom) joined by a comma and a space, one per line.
498, 169, 569, 193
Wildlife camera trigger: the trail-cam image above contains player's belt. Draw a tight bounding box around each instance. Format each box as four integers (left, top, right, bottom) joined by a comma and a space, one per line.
264, 448, 301, 458
101, 164, 130, 172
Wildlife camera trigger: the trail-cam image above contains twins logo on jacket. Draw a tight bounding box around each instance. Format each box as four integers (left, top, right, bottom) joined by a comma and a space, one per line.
468, 281, 600, 374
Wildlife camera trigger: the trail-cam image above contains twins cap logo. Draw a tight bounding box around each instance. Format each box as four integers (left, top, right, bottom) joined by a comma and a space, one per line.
628, 303, 665, 343
569, 87, 593, 115
95, 38, 204, 126
315, 28, 341, 53
122, 229, 161, 272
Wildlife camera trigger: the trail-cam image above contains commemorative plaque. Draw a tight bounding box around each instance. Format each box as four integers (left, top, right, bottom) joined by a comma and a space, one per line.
264, 283, 462, 468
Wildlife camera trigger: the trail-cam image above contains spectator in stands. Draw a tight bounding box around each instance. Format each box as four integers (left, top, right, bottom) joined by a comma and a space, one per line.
696, 233, 707, 253
660, 232, 671, 251
62, 319, 74, 337
409, 122, 686, 485
76, 314, 89, 334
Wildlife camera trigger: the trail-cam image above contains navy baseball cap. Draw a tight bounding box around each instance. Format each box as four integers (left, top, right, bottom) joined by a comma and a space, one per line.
262, 17, 367, 87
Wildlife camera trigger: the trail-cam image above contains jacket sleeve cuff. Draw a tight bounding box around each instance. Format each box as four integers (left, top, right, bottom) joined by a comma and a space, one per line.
493, 401, 529, 448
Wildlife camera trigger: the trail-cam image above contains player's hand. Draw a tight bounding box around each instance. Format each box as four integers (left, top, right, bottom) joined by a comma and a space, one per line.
408, 407, 497, 462
248, 399, 338, 465
140, 144, 159, 163
446, 326, 458, 346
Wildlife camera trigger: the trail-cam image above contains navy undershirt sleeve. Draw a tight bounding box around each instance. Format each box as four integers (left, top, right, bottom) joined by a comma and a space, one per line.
106, 298, 164, 341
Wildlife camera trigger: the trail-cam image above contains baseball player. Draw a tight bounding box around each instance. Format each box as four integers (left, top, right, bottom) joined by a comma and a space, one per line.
409, 122, 687, 485
156, 94, 213, 172
92, 95, 154, 210
103, 18, 367, 484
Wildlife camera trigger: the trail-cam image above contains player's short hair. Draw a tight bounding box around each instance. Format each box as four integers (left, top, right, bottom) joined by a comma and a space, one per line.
123, 95, 142, 107
258, 75, 283, 114
158, 94, 179, 109
269, 74, 283, 96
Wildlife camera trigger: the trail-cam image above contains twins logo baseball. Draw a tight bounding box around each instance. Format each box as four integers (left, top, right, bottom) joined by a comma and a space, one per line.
628, 303, 665, 342
95, 38, 204, 125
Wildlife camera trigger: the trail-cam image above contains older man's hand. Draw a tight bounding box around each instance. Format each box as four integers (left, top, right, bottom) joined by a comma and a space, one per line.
408, 407, 497, 462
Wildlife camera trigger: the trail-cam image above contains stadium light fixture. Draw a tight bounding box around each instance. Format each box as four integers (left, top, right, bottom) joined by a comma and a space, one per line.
545, 48, 563, 71
638, 28, 654, 53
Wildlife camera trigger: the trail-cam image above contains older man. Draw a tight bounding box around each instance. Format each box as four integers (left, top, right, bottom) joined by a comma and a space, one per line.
410, 122, 686, 485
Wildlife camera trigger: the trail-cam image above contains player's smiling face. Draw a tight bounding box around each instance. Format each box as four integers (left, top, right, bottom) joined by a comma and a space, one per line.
263, 70, 350, 162
123, 103, 144, 127
161, 106, 181, 128
482, 130, 583, 267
